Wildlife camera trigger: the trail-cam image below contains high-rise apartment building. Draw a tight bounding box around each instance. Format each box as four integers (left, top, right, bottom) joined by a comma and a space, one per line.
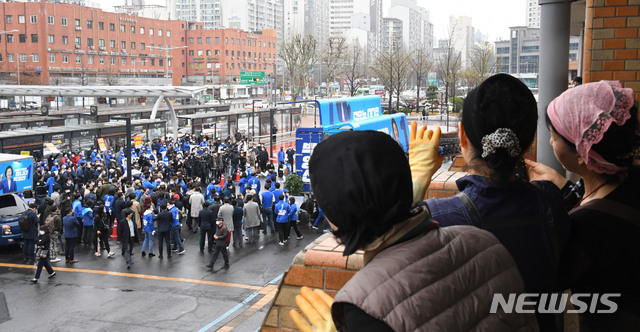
381, 17, 403, 51
385, 0, 432, 53
448, 15, 475, 69
527, 0, 541, 28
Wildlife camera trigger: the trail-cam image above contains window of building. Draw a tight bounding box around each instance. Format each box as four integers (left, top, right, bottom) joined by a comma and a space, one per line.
215, 37, 220, 43
86, 20, 92, 29
167, 30, 171, 37
225, 50, 228, 56
140, 27, 144, 35
99, 39, 105, 47
121, 41, 126, 49
121, 58, 126, 65
206, 37, 211, 44
75, 37, 81, 46
99, 22, 104, 30
215, 50, 220, 55
197, 50, 203, 56
49, 54, 55, 63
243, 51, 246, 57
231, 38, 234, 44
225, 37, 228, 43
131, 26, 136, 34
158, 29, 162, 36
31, 34, 38, 43
75, 19, 80, 27
242, 39, 245, 45
161, 59, 165, 67
62, 36, 68, 45
109, 23, 115, 31
131, 58, 135, 66
99, 56, 104, 64
62, 55, 68, 63
87, 38, 93, 47
198, 37, 202, 44
32, 53, 39, 62
19, 34, 26, 43
189, 37, 194, 44
48, 35, 54, 44
18, 15, 25, 24
149, 28, 154, 36
61, 17, 67, 26
19, 54, 27, 62
76, 55, 81, 64
47, 16, 54, 24
206, 50, 211, 56
5, 15, 12, 24
189, 50, 194, 56
88, 56, 93, 64
130, 42, 135, 50
5, 34, 12, 43
111, 57, 116, 65
7, 54, 14, 62
110, 40, 115, 48
140, 42, 145, 50
151, 59, 155, 66
120, 24, 125, 32
140, 58, 145, 66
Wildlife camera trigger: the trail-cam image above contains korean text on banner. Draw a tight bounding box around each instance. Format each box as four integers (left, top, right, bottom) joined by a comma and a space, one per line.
0, 156, 34, 195
97, 138, 107, 152
44, 143, 60, 154
134, 136, 143, 149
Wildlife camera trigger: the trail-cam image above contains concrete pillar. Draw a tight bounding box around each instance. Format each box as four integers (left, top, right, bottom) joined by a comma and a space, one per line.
537, 0, 572, 172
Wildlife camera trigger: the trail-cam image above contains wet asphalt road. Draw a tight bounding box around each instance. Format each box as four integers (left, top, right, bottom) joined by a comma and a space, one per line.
0, 223, 322, 331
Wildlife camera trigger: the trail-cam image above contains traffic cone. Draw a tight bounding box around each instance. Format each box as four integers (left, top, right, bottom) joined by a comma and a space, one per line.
235, 168, 241, 182
110, 219, 118, 239
220, 173, 225, 187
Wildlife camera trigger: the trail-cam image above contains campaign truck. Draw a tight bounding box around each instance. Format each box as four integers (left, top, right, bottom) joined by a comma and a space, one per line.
0, 153, 34, 246
295, 96, 409, 192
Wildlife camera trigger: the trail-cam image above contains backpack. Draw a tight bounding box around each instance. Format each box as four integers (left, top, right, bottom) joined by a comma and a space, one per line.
18, 211, 31, 233
221, 225, 231, 244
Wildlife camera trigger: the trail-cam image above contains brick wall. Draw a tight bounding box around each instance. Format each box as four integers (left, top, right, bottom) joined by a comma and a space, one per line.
261, 171, 465, 331
584, 0, 640, 100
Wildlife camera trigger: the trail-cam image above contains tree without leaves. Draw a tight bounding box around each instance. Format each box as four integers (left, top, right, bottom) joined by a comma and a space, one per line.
436, 32, 461, 114
103, 67, 120, 86
343, 41, 365, 97
372, 40, 410, 111
392, 44, 411, 111
410, 45, 433, 113
467, 41, 496, 89
372, 45, 394, 110
279, 33, 317, 104
320, 36, 347, 96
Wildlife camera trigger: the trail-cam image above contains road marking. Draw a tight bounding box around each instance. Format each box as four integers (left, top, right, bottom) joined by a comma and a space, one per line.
0, 263, 261, 290
199, 273, 284, 331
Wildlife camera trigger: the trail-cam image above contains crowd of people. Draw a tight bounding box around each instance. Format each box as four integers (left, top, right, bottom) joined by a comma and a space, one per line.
21, 132, 325, 281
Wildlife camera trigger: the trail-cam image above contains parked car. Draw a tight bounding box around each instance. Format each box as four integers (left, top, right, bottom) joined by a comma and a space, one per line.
205, 99, 221, 106
0, 193, 29, 247
25, 101, 39, 110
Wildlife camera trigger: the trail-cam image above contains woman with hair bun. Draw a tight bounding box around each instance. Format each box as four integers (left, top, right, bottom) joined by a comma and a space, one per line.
423, 73, 571, 331
526, 80, 640, 331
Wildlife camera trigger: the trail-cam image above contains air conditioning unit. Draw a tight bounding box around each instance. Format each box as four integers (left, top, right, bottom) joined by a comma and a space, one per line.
75, 26, 82, 31
75, 44, 81, 49
89, 46, 95, 50
99, 46, 106, 51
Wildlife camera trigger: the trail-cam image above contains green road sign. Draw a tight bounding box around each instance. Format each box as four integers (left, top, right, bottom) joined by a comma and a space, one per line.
240, 71, 266, 85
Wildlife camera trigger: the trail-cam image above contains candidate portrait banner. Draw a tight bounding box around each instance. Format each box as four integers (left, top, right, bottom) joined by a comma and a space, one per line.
0, 157, 34, 195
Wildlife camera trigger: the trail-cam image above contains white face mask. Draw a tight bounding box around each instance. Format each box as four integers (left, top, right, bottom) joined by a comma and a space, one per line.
39, 231, 45, 235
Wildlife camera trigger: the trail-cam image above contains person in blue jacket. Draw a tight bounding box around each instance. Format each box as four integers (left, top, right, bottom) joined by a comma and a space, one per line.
205, 178, 216, 201
81, 200, 95, 252
168, 200, 185, 254
247, 171, 261, 193
272, 183, 284, 205
277, 147, 285, 169
287, 196, 303, 240
46, 173, 58, 195
237, 173, 247, 196
141, 204, 155, 257
103, 189, 115, 231
260, 184, 275, 234
72, 194, 85, 243
274, 194, 290, 245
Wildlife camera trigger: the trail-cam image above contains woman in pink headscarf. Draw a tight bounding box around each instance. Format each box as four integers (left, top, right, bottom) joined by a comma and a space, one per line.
527, 80, 640, 331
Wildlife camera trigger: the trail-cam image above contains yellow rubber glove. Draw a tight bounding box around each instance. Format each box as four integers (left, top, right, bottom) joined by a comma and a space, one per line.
409, 121, 443, 202
289, 286, 337, 332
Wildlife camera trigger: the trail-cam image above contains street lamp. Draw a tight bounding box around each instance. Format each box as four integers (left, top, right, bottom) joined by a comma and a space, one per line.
1, 30, 19, 84
149, 45, 187, 86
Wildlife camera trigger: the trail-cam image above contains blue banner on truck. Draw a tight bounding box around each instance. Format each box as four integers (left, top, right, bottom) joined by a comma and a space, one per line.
295, 128, 326, 193
316, 95, 382, 126
324, 113, 409, 152
0, 157, 33, 195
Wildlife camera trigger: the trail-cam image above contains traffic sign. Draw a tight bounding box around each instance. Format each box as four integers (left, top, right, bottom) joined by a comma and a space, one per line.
240, 71, 265, 85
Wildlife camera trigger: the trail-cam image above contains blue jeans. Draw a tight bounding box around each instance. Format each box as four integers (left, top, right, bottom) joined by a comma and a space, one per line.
23, 238, 35, 261
171, 225, 184, 251
142, 231, 154, 254
262, 209, 274, 232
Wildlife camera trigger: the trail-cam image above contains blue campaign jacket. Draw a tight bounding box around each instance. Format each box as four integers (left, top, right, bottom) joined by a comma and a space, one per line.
103, 195, 114, 213
170, 206, 180, 227
260, 191, 274, 208
288, 202, 298, 221
275, 201, 290, 224
143, 211, 155, 233
425, 175, 571, 294
81, 207, 94, 226
247, 177, 261, 192
73, 200, 84, 218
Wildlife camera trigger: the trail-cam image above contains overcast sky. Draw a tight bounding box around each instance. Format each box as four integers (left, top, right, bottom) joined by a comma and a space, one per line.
416, 0, 527, 42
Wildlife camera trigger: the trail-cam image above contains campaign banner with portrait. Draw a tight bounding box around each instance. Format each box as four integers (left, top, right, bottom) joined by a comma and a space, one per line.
0, 155, 34, 195
323, 113, 410, 152
316, 95, 382, 127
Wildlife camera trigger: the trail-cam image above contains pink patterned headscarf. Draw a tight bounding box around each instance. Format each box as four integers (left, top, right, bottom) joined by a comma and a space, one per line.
547, 80, 634, 174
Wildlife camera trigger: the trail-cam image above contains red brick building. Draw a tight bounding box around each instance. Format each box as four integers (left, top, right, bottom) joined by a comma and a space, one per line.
0, 2, 276, 88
